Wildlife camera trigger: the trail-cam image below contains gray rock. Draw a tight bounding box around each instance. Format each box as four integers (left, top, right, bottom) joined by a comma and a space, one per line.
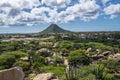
0, 67, 25, 80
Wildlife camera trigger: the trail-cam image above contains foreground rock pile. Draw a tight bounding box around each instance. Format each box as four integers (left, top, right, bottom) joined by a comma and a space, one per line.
0, 67, 59, 80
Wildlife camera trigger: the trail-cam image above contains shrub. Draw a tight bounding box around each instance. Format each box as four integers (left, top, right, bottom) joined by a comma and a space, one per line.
68, 50, 90, 67
54, 56, 64, 64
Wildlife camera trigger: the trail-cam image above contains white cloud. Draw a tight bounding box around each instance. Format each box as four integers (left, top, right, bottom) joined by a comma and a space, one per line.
0, 0, 41, 26
0, 0, 40, 9
104, 4, 120, 19
58, 0, 100, 22
33, 0, 100, 23
0, 0, 119, 27
41, 0, 71, 9
31, 7, 58, 23
0, 0, 100, 26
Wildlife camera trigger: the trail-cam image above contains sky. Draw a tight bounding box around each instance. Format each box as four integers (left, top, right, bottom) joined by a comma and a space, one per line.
0, 0, 120, 33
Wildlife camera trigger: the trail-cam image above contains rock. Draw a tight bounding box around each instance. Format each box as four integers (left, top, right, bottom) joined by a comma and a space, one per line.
20, 57, 29, 61
86, 48, 92, 53
95, 49, 100, 54
60, 52, 68, 56
102, 51, 111, 56
0, 67, 25, 80
37, 48, 50, 52
53, 52, 56, 57
53, 42, 59, 48
86, 47, 96, 53
113, 53, 120, 60
64, 58, 68, 66
49, 61, 56, 65
109, 53, 120, 61
45, 57, 56, 65
108, 54, 113, 58
33, 73, 59, 80
92, 54, 104, 60
92, 51, 112, 61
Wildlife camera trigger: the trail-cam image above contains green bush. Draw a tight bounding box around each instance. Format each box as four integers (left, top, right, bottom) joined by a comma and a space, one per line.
68, 49, 90, 67
54, 56, 64, 64
0, 51, 27, 69
0, 55, 16, 69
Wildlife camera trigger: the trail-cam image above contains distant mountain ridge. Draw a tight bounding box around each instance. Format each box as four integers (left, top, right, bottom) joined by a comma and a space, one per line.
40, 24, 72, 34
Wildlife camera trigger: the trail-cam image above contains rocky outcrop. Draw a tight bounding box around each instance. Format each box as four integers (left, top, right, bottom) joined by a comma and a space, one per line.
92, 54, 104, 60
109, 53, 120, 61
91, 51, 113, 63
91, 51, 120, 64
0, 67, 25, 80
33, 73, 59, 80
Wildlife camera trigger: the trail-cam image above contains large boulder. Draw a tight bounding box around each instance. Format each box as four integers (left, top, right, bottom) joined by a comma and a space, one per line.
33, 73, 59, 80
0, 67, 25, 80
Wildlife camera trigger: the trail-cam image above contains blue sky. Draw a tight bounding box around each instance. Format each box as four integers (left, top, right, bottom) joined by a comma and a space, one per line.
0, 0, 120, 33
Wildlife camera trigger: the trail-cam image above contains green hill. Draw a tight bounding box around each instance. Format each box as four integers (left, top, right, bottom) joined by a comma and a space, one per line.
40, 24, 73, 34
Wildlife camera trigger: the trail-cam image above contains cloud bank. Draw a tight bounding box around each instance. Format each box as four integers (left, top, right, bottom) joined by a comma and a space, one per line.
0, 0, 120, 26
